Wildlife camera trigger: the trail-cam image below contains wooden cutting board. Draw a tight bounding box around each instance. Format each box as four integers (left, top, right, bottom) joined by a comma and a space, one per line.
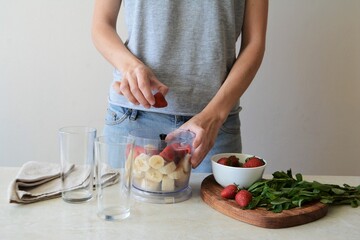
200, 174, 329, 229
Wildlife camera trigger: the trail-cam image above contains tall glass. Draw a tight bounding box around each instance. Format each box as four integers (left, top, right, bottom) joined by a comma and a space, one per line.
95, 135, 134, 221
59, 126, 96, 203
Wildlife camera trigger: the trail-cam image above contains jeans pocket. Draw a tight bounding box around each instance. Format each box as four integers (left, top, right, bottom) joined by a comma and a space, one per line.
220, 113, 240, 134
105, 105, 131, 126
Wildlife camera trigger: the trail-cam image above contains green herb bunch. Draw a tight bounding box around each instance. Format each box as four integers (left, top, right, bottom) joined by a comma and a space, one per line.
246, 169, 360, 213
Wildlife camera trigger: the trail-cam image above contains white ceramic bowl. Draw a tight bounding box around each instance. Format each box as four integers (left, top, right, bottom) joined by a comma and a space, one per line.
211, 153, 267, 188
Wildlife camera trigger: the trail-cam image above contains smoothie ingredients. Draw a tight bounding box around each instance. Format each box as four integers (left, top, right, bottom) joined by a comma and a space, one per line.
216, 155, 264, 168
243, 156, 265, 168
235, 190, 253, 208
217, 155, 240, 167
160, 145, 176, 162
152, 92, 168, 108
132, 144, 192, 192
217, 169, 360, 212
221, 184, 238, 199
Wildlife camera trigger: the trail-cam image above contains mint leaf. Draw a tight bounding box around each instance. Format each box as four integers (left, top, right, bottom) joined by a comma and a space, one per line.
246, 169, 360, 213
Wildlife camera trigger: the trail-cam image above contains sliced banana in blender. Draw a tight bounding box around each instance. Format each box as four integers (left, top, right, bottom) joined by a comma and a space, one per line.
161, 176, 175, 192
134, 153, 150, 171
133, 168, 145, 178
140, 179, 160, 192
159, 161, 177, 174
179, 153, 191, 173
148, 155, 165, 169
145, 168, 163, 183
173, 166, 189, 188
167, 167, 185, 180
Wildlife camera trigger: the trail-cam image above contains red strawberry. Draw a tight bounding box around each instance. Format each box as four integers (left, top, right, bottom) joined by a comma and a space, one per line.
152, 92, 168, 108
217, 157, 230, 166
171, 143, 191, 159
220, 184, 238, 199
243, 156, 264, 168
228, 155, 241, 167
235, 190, 252, 208
131, 145, 145, 159
159, 145, 176, 162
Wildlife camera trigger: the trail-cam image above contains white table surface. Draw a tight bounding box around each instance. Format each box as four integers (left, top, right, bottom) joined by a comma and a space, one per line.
1, 167, 359, 240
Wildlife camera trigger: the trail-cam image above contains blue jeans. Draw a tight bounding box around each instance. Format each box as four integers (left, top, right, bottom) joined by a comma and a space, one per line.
102, 104, 242, 173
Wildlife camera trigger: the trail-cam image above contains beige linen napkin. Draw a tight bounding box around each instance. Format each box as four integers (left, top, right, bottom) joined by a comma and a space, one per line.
8, 161, 119, 204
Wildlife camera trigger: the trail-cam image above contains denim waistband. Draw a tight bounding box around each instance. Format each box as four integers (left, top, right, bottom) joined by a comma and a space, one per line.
127, 108, 193, 123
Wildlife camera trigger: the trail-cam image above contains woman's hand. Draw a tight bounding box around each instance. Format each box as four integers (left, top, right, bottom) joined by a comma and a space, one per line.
92, 0, 168, 108
112, 64, 168, 108
181, 0, 268, 168
180, 111, 224, 169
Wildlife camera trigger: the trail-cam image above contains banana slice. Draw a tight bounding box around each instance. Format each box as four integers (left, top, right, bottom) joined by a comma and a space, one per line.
175, 168, 190, 188
140, 179, 160, 192
176, 177, 189, 188
179, 153, 191, 173
133, 168, 145, 178
148, 155, 165, 169
159, 161, 177, 174
132, 176, 142, 188
167, 167, 186, 180
134, 153, 150, 171
145, 168, 163, 183
161, 176, 175, 192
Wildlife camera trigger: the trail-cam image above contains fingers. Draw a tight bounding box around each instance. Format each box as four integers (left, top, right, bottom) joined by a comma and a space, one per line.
112, 81, 140, 106
179, 120, 219, 169
123, 76, 151, 108
183, 127, 208, 168
190, 149, 204, 169
150, 76, 169, 96
112, 65, 168, 108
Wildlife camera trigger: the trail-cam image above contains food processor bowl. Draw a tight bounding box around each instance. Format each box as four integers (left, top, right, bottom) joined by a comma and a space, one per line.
129, 128, 195, 204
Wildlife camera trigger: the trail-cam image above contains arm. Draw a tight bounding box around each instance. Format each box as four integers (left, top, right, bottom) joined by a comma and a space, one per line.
91, 0, 168, 108
182, 0, 269, 168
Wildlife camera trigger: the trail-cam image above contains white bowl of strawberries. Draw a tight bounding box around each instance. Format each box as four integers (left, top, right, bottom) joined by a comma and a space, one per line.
211, 153, 266, 188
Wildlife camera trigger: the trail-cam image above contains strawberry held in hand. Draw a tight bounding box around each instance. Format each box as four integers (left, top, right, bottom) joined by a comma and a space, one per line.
152, 92, 168, 108
243, 156, 265, 168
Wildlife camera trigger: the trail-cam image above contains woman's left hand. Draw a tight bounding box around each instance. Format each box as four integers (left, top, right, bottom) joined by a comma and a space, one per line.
179, 112, 223, 169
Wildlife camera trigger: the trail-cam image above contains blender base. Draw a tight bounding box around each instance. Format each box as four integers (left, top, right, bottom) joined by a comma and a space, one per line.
131, 186, 192, 204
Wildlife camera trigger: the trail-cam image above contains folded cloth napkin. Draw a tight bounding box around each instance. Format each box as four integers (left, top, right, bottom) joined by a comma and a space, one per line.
8, 161, 119, 204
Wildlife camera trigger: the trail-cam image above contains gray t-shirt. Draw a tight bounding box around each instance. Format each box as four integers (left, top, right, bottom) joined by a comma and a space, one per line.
109, 0, 245, 116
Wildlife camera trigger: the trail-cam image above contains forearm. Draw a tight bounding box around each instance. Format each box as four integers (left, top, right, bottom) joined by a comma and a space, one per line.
201, 0, 268, 124
203, 41, 266, 122
91, 0, 141, 73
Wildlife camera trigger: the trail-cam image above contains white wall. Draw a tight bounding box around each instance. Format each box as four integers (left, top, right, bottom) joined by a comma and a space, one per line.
1, 0, 359, 176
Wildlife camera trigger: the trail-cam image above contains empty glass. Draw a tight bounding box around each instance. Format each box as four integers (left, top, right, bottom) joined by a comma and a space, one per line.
95, 135, 134, 221
59, 126, 96, 203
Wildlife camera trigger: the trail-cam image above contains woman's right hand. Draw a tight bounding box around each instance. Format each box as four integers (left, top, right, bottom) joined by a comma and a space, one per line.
92, 0, 168, 109
112, 63, 169, 109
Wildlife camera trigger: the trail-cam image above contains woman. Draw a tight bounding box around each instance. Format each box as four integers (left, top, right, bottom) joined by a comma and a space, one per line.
92, 0, 268, 172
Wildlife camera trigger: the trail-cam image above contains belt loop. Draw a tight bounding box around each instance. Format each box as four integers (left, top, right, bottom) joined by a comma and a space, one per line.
174, 115, 184, 128
129, 109, 138, 121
